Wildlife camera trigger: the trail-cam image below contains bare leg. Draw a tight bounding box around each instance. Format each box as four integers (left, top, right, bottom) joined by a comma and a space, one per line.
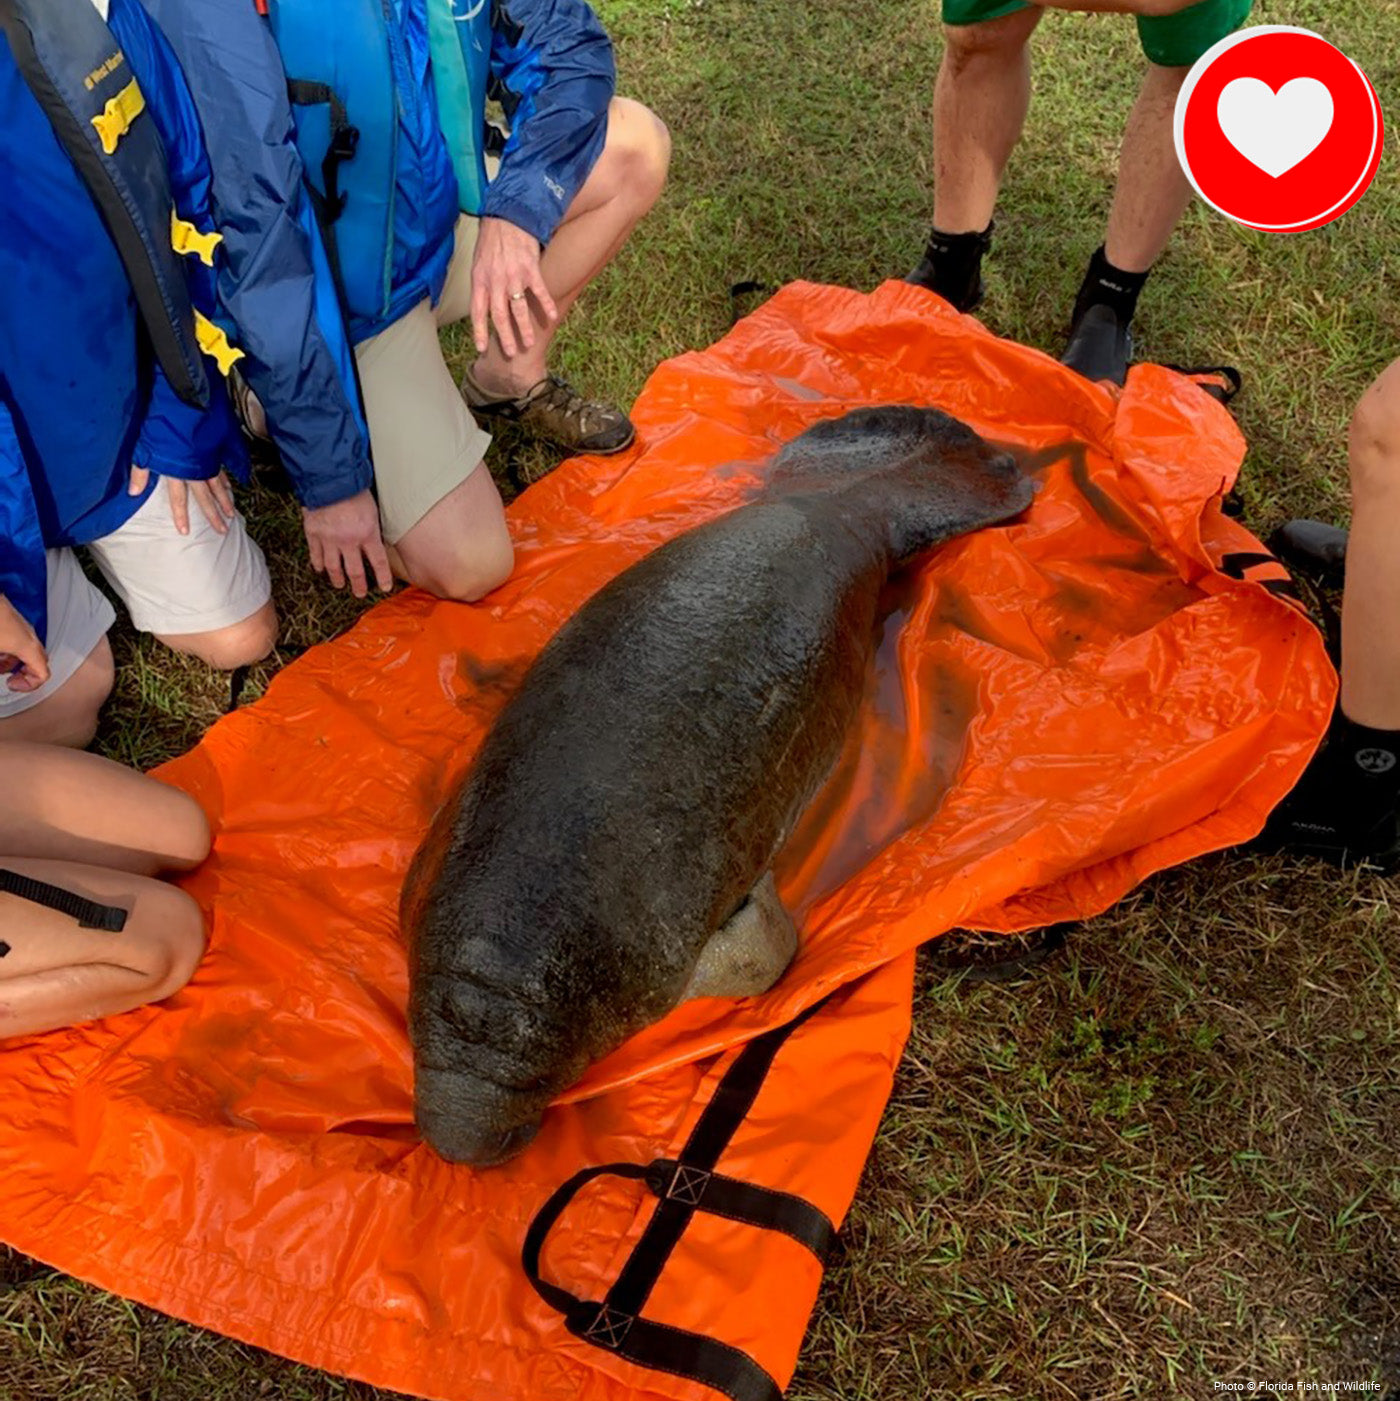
1102, 63, 1193, 274
0, 637, 113, 749
931, 9, 1042, 235
155, 599, 279, 671
469, 97, 671, 398
0, 743, 210, 873
1340, 358, 1400, 728
0, 856, 206, 1039
1255, 359, 1400, 863
386, 464, 513, 603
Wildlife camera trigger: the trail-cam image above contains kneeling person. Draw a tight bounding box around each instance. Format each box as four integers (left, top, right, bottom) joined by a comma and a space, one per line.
245, 0, 671, 604
0, 0, 278, 746
0, 743, 210, 1040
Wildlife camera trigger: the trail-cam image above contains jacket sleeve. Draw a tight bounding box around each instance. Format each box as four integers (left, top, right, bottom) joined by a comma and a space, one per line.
139, 0, 374, 510
484, 0, 616, 247
0, 385, 49, 643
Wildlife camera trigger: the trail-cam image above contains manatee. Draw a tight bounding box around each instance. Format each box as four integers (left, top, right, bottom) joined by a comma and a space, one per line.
403, 405, 1034, 1166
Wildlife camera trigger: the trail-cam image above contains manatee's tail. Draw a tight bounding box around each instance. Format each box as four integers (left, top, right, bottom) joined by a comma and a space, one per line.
766, 405, 1034, 563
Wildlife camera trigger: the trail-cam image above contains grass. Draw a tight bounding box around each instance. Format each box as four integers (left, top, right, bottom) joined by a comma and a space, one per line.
4, 0, 1400, 1397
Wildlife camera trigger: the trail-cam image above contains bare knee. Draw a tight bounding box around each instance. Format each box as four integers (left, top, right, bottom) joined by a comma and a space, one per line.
157, 600, 278, 670
1349, 359, 1400, 501
607, 97, 671, 207
404, 530, 514, 603
156, 788, 213, 871
391, 468, 514, 602
138, 884, 208, 1003
942, 10, 1037, 70
0, 635, 115, 748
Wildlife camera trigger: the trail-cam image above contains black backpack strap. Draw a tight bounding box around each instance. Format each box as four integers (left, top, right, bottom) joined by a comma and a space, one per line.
0, 868, 129, 932
523, 1000, 833, 1401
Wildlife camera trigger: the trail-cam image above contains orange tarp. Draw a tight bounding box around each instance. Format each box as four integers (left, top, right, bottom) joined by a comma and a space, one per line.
0, 282, 1333, 1401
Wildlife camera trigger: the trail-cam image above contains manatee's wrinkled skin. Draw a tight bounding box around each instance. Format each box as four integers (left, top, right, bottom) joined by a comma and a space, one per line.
404, 406, 1034, 1165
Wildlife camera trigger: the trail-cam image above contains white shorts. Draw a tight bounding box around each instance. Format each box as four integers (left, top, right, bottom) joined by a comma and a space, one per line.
0, 482, 272, 718
0, 551, 115, 719
87, 478, 272, 636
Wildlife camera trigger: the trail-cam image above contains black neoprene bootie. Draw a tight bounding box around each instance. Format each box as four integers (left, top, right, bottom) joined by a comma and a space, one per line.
1252, 710, 1400, 872
1268, 519, 1348, 588
1060, 246, 1150, 387
906, 223, 993, 313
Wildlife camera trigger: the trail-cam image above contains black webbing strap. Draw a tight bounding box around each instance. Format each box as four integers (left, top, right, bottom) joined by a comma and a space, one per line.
0, 869, 128, 932
643, 1158, 837, 1258
283, 79, 358, 224
1164, 363, 1243, 406
730, 281, 774, 327
283, 78, 358, 294
522, 999, 832, 1401
1217, 550, 1303, 604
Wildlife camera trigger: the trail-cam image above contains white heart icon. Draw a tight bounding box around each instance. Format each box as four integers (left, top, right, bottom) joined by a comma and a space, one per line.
1216, 76, 1334, 178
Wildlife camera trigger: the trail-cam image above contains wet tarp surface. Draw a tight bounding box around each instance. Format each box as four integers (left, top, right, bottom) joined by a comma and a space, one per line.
1, 282, 1333, 1401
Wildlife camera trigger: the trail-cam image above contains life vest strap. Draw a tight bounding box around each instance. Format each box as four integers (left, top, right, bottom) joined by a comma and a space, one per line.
0, 0, 210, 408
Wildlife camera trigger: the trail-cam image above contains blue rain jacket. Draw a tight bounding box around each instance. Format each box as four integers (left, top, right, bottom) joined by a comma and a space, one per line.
265, 0, 616, 342
0, 0, 247, 641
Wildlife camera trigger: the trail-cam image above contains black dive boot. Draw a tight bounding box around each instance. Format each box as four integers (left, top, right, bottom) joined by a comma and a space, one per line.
906, 224, 993, 313
1251, 710, 1400, 873
1060, 246, 1149, 387
1268, 519, 1348, 589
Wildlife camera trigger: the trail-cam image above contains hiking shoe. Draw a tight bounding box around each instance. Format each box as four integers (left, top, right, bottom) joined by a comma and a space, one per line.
461, 367, 635, 456
1061, 303, 1133, 387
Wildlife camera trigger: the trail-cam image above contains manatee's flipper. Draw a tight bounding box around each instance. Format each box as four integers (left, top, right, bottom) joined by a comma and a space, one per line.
683, 872, 798, 1001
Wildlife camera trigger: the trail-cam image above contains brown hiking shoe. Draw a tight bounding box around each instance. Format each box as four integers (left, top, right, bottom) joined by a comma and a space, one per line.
461, 367, 636, 455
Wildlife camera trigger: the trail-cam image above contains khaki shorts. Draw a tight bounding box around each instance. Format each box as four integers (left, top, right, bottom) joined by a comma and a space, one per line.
0, 484, 272, 718
355, 215, 493, 545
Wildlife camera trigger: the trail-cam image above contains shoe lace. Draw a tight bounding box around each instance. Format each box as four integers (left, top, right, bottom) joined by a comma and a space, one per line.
532, 376, 591, 421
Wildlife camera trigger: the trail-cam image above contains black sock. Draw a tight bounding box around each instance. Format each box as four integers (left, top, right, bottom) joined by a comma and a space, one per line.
1070, 246, 1150, 332
907, 223, 993, 313
1331, 711, 1400, 819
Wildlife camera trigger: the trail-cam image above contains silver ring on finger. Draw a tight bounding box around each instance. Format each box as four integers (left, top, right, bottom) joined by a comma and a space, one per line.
509, 290, 527, 302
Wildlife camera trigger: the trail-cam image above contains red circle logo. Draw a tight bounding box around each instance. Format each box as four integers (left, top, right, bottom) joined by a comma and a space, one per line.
1173, 26, 1384, 233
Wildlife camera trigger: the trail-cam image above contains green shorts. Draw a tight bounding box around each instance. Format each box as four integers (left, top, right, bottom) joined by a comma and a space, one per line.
941, 0, 1253, 67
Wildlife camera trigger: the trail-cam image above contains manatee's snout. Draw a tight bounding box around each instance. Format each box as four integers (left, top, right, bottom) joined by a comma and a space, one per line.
415, 1068, 544, 1168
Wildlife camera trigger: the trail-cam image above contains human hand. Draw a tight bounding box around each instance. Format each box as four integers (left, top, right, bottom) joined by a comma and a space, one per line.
0, 593, 49, 694
128, 465, 237, 536
301, 488, 394, 598
470, 216, 559, 359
